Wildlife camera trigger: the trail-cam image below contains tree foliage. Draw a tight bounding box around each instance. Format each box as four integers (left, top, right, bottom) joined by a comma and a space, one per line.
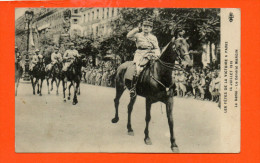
101, 8, 220, 61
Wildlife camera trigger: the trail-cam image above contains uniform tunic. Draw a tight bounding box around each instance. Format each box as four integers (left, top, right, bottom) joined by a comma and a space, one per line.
29, 54, 43, 70
127, 27, 160, 75
46, 52, 63, 71
51, 52, 63, 64
62, 49, 80, 71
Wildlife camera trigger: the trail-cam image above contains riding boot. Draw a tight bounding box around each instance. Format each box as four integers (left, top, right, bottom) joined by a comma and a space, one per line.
130, 75, 139, 98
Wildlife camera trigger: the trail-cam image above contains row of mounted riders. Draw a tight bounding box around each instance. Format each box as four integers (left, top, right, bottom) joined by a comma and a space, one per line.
16, 55, 87, 105
15, 37, 195, 152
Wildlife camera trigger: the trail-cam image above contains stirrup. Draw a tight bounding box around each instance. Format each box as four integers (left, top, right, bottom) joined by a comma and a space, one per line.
130, 88, 136, 98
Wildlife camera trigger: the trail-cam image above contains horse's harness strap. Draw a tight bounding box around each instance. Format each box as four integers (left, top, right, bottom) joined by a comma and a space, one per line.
158, 59, 175, 70
150, 75, 175, 92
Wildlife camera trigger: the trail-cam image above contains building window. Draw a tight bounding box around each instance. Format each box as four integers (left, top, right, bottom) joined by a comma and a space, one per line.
73, 19, 78, 24
112, 8, 114, 17
97, 9, 99, 19
96, 26, 98, 37
107, 8, 109, 18
88, 13, 90, 22
102, 8, 105, 19
92, 11, 94, 20
74, 9, 78, 14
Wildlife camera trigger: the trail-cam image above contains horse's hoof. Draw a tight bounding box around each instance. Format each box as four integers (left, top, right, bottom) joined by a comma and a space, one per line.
68, 97, 70, 100
128, 131, 134, 136
33, 92, 35, 95
111, 117, 119, 123
63, 99, 66, 102
72, 101, 78, 105
171, 147, 179, 153
39, 94, 42, 96
144, 138, 152, 145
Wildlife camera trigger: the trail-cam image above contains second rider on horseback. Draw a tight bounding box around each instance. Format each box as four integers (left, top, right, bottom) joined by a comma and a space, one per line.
62, 42, 80, 74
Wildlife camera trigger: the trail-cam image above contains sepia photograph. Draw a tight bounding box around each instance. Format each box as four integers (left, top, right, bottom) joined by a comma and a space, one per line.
15, 7, 240, 153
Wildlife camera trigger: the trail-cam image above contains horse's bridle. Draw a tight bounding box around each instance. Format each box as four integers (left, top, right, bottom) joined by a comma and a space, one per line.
157, 45, 185, 71
150, 43, 186, 92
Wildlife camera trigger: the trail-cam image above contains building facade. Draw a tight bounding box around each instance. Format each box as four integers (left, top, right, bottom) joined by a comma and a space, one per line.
76, 8, 121, 40
15, 8, 122, 51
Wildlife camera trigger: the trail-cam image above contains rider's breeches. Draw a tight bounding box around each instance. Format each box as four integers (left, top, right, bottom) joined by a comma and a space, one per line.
133, 53, 145, 76
62, 61, 73, 71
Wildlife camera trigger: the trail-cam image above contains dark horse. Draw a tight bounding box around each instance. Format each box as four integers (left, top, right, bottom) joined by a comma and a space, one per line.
46, 61, 63, 95
112, 38, 190, 152
30, 60, 46, 96
62, 56, 84, 105
67, 58, 89, 99
15, 56, 23, 96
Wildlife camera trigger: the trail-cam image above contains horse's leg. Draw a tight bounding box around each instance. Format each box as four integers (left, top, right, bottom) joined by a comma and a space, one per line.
127, 96, 137, 136
39, 79, 43, 96
31, 76, 35, 95
73, 81, 79, 105
37, 79, 40, 94
51, 77, 55, 91
46, 77, 50, 94
111, 85, 125, 123
68, 82, 72, 100
56, 79, 60, 95
165, 97, 179, 152
144, 98, 152, 145
62, 79, 67, 102
77, 83, 80, 95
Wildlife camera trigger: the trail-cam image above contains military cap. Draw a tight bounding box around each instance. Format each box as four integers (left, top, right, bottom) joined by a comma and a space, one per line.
142, 20, 153, 27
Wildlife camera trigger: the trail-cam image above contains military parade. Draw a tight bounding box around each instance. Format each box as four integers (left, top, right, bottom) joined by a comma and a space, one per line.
15, 8, 222, 152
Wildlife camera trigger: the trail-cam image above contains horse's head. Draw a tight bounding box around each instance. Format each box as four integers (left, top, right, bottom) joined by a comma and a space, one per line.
174, 38, 193, 67
174, 38, 189, 56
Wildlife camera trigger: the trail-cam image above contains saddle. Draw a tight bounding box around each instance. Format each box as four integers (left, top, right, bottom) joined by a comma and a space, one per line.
124, 59, 151, 81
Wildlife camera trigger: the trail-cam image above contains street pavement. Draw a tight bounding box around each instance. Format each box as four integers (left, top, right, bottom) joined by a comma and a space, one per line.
15, 81, 240, 153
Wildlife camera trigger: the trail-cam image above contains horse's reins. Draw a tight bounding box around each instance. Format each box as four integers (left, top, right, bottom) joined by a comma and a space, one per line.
150, 39, 185, 92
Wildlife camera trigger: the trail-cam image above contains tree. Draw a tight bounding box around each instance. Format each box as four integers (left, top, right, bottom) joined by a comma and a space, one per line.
105, 8, 220, 63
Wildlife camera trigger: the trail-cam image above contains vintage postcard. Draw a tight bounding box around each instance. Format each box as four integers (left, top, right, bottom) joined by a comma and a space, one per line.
15, 7, 240, 153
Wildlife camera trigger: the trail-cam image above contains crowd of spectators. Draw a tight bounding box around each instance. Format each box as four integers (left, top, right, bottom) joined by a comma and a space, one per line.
172, 66, 220, 104
81, 60, 221, 105
81, 61, 117, 88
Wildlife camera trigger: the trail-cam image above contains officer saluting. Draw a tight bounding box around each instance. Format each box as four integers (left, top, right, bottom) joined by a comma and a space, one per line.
127, 19, 160, 98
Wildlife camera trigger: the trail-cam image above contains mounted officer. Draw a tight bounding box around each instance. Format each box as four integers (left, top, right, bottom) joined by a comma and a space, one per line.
46, 46, 63, 72
126, 19, 160, 98
29, 49, 42, 71
62, 42, 80, 72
